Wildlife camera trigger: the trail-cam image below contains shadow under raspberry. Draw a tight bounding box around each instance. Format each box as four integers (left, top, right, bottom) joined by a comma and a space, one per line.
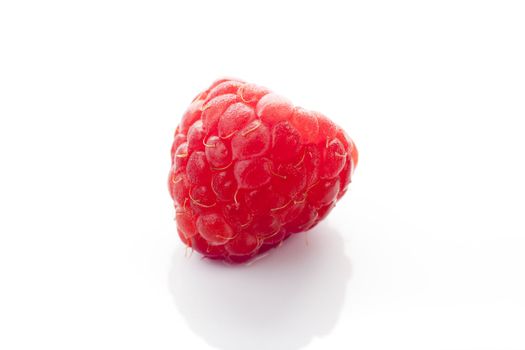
169, 223, 351, 350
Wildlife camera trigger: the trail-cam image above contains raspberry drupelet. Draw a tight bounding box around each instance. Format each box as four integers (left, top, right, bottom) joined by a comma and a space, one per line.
169, 78, 358, 263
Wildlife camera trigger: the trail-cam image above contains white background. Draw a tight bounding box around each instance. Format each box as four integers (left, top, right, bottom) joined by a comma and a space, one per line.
1, 1, 524, 349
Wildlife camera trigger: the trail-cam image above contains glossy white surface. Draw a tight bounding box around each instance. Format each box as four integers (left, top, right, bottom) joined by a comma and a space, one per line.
1, 1, 524, 349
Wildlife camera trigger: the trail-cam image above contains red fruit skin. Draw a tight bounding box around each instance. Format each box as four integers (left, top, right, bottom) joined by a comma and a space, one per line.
168, 79, 358, 263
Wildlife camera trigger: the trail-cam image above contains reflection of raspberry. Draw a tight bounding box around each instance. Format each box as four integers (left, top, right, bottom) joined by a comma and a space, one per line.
168, 78, 358, 263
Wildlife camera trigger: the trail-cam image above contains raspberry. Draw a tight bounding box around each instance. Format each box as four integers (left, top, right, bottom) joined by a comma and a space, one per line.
168, 78, 358, 263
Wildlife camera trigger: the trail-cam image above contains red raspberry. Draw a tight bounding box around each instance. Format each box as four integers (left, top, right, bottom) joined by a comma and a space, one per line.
168, 78, 358, 263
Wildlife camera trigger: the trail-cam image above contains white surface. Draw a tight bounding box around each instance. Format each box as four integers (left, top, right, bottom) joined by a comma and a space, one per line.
1, 1, 525, 349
